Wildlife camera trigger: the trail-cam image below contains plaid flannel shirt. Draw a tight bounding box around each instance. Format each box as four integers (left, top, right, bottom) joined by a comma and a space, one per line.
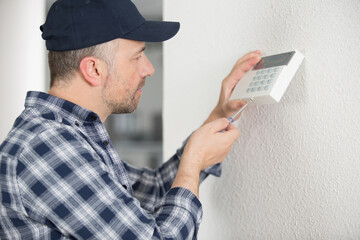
0, 91, 221, 239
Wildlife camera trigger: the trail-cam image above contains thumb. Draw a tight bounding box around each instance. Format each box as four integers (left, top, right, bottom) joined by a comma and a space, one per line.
206, 118, 230, 133
224, 100, 247, 112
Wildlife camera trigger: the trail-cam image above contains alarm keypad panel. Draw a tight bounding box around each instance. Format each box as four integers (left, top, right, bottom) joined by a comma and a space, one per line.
247, 66, 282, 93
230, 50, 304, 104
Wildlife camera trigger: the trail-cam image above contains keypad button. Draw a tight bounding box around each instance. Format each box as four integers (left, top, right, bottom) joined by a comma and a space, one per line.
258, 86, 264, 91
256, 71, 261, 76
274, 67, 280, 72
247, 88, 251, 93
264, 85, 270, 90
261, 80, 267, 85
255, 81, 260, 86
270, 73, 277, 78
268, 68, 274, 73
251, 87, 257, 92
267, 79, 274, 84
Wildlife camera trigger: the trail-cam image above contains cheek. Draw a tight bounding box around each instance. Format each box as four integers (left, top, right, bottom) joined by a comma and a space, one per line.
110, 72, 137, 99
108, 62, 140, 94
104, 72, 124, 98
127, 68, 141, 89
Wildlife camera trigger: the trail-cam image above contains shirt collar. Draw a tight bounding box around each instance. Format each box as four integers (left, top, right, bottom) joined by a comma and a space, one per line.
25, 91, 100, 124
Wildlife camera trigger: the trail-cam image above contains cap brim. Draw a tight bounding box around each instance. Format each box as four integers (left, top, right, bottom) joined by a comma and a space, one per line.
121, 21, 180, 42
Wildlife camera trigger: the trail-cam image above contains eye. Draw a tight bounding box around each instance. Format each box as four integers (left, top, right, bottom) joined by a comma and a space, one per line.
135, 54, 143, 61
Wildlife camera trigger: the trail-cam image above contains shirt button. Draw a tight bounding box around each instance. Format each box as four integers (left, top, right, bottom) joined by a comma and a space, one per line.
91, 116, 97, 121
122, 185, 128, 190
103, 140, 109, 146
75, 121, 80, 127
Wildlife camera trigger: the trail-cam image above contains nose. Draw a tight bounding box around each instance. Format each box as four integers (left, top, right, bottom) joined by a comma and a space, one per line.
142, 54, 155, 78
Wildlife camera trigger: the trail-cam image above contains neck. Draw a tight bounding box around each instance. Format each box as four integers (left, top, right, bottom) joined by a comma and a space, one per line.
48, 76, 110, 122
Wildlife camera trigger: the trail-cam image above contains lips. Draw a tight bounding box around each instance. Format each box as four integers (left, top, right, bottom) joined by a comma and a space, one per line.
137, 80, 145, 92
135, 82, 145, 95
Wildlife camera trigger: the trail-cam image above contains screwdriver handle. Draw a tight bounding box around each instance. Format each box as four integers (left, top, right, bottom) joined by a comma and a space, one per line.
227, 117, 234, 124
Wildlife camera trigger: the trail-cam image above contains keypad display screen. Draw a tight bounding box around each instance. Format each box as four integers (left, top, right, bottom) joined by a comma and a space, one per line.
254, 51, 295, 70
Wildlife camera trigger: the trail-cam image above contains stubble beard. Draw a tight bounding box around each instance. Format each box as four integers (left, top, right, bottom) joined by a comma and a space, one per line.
106, 91, 139, 114
102, 73, 144, 114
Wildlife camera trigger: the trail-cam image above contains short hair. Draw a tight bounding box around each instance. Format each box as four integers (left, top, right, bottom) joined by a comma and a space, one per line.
48, 40, 118, 87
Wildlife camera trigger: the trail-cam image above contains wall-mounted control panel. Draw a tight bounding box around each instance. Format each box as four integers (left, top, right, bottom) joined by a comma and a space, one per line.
231, 50, 304, 104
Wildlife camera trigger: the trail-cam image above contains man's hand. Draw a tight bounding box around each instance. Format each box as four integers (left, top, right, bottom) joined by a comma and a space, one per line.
171, 118, 240, 198
183, 118, 240, 171
171, 51, 261, 198
204, 50, 261, 124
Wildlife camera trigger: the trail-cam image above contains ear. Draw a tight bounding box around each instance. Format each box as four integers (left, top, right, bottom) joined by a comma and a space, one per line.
79, 57, 108, 87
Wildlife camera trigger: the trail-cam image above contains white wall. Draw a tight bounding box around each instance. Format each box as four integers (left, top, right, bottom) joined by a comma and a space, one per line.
0, 0, 47, 142
164, 0, 360, 239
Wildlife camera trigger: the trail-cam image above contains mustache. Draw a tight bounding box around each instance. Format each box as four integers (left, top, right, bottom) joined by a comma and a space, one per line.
138, 79, 146, 90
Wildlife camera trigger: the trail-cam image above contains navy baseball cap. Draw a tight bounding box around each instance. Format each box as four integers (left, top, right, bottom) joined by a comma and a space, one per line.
40, 0, 180, 51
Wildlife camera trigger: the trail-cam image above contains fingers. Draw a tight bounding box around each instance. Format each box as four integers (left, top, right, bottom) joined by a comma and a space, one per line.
235, 54, 261, 73
235, 50, 261, 66
206, 118, 230, 133
205, 118, 240, 139
223, 50, 262, 88
222, 123, 240, 141
235, 50, 262, 72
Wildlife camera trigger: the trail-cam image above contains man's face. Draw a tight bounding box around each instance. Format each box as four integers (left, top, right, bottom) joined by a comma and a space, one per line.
102, 39, 154, 114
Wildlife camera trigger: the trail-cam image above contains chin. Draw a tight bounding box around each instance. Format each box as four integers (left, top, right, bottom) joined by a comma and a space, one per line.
113, 101, 139, 114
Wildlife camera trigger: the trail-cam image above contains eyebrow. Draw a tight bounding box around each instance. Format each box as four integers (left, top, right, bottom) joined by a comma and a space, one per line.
134, 46, 146, 56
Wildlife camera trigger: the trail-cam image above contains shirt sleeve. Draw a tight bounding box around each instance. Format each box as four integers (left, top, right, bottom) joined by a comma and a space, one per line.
124, 134, 222, 212
17, 128, 202, 239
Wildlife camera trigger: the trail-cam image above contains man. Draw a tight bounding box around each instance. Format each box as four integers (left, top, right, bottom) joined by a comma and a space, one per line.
0, 0, 261, 239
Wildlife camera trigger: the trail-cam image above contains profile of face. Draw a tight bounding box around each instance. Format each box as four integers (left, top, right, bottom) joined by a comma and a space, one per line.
102, 39, 155, 114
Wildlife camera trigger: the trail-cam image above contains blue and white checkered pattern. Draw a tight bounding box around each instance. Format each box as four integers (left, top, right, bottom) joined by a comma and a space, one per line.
0, 91, 221, 239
